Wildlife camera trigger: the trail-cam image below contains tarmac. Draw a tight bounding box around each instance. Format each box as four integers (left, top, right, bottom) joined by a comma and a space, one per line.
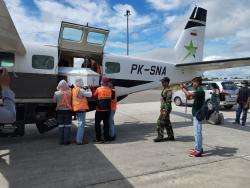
1, 90, 250, 188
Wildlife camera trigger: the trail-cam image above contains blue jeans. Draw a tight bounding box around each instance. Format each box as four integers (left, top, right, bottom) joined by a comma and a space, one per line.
193, 116, 203, 153
109, 110, 116, 138
212, 102, 219, 113
76, 111, 86, 144
58, 126, 71, 145
236, 104, 248, 125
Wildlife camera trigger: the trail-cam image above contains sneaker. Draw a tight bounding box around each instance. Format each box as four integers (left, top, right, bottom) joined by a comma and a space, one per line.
154, 137, 164, 142
109, 136, 116, 141
164, 137, 175, 141
190, 148, 204, 154
242, 124, 246, 126
93, 139, 104, 144
103, 140, 110, 144
189, 150, 202, 157
64, 142, 71, 145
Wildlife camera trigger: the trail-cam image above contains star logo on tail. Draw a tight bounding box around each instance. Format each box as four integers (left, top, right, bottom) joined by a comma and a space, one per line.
183, 41, 198, 61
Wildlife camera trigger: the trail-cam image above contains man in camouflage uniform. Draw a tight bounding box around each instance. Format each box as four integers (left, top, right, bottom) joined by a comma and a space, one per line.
154, 77, 175, 142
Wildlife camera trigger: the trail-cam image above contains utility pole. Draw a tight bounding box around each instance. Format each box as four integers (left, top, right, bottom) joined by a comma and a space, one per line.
124, 10, 131, 56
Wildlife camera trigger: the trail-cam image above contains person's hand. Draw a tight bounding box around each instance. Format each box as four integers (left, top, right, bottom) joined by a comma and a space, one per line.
0, 69, 10, 88
161, 110, 167, 115
179, 82, 185, 89
244, 102, 249, 110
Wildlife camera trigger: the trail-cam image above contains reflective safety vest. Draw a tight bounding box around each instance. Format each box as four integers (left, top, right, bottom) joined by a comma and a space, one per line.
96, 86, 112, 111
111, 90, 117, 111
72, 87, 89, 112
56, 91, 72, 111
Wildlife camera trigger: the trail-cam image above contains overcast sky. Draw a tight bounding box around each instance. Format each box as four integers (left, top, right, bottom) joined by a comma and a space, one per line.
5, 0, 250, 77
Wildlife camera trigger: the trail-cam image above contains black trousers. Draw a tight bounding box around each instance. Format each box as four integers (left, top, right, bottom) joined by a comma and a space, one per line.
95, 111, 110, 141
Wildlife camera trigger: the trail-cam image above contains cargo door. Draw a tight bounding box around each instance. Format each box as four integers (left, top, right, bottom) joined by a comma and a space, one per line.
58, 21, 109, 56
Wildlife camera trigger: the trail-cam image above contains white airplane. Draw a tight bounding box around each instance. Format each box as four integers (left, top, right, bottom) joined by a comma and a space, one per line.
1, 0, 250, 136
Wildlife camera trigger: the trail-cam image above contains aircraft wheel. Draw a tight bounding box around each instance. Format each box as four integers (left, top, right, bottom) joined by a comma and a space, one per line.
174, 97, 182, 106
14, 121, 25, 136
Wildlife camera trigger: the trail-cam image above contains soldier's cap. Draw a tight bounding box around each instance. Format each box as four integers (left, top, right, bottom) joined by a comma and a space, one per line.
241, 80, 248, 85
160, 77, 170, 83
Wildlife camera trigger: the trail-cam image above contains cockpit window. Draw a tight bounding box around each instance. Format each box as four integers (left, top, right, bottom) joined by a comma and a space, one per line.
0, 52, 14, 68
87, 32, 105, 45
62, 27, 83, 42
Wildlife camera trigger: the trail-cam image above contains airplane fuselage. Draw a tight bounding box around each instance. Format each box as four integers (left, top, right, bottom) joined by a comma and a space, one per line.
0, 42, 202, 128
10, 43, 202, 104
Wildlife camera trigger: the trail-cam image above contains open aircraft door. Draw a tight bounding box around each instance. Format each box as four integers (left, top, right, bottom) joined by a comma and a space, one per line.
58, 22, 109, 87
58, 21, 109, 59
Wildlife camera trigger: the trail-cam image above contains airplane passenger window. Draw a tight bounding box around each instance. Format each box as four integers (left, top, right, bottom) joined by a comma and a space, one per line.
87, 32, 105, 45
0, 52, 14, 68
62, 27, 83, 42
32, 55, 54, 70
105, 62, 120, 74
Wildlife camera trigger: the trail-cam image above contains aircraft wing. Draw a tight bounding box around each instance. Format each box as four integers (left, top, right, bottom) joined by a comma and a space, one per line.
0, 0, 26, 55
176, 57, 250, 71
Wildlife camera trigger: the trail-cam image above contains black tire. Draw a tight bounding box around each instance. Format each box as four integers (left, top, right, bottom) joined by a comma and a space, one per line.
224, 105, 233, 110
14, 121, 25, 136
174, 97, 182, 106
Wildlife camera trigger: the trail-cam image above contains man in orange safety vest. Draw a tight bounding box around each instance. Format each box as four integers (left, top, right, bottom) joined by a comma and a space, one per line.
93, 77, 112, 143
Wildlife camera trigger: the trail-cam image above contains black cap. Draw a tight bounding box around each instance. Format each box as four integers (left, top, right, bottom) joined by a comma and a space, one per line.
192, 76, 202, 85
161, 77, 170, 83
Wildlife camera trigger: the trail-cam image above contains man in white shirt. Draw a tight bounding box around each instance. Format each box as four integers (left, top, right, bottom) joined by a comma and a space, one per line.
0, 69, 16, 123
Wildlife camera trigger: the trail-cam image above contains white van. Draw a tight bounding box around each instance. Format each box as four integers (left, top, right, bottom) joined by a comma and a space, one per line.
173, 80, 238, 110
203, 81, 238, 109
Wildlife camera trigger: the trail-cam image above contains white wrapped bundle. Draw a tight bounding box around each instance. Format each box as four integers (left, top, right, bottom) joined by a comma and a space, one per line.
58, 67, 100, 87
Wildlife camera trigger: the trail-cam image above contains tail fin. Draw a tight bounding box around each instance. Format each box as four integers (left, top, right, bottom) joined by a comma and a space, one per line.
174, 7, 207, 64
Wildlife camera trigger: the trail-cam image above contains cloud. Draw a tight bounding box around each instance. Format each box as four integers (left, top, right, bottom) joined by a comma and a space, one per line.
146, 0, 193, 11
4, 0, 153, 47
164, 0, 250, 54
107, 4, 152, 32
106, 41, 127, 49
144, 0, 250, 77
164, 16, 177, 25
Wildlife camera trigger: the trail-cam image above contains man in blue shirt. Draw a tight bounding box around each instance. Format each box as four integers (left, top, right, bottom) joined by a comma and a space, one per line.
0, 69, 16, 123
234, 80, 250, 126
